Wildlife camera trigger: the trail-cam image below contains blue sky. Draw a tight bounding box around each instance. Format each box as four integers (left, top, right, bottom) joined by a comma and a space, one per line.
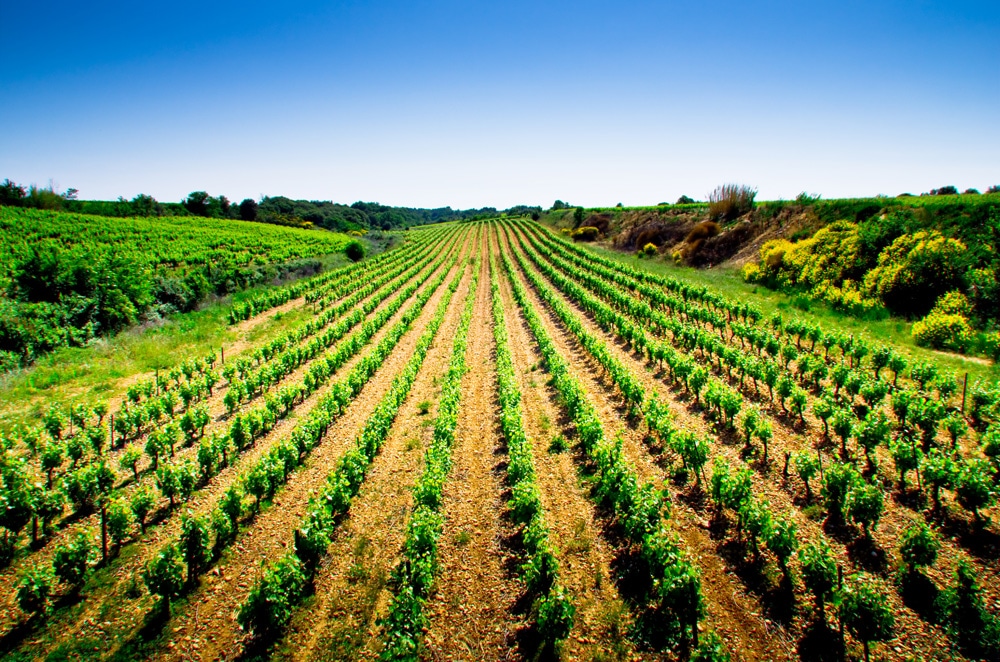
1, 0, 997, 208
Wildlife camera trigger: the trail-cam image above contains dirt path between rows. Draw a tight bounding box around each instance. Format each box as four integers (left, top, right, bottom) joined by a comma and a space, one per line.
148, 234, 476, 662
504, 225, 960, 661
7, 232, 470, 662
493, 228, 646, 661
273, 265, 474, 662
498, 225, 794, 661
420, 237, 524, 661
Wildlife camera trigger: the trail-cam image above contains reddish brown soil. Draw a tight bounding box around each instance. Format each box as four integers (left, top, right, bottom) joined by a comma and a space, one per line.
420, 236, 525, 661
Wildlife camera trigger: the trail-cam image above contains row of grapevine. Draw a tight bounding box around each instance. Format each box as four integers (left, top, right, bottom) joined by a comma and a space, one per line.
487, 257, 574, 645
236, 262, 467, 637
7, 242, 464, 624
498, 244, 725, 659
380, 258, 480, 660
227, 224, 434, 322
504, 221, 999, 659
0, 229, 458, 590
137, 254, 464, 618
513, 222, 998, 536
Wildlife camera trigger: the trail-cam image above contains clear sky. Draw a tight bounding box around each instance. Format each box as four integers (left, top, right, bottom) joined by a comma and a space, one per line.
1, 0, 997, 209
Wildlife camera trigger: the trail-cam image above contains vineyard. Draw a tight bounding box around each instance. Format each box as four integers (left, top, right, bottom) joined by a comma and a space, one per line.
0, 207, 355, 370
2, 219, 1000, 662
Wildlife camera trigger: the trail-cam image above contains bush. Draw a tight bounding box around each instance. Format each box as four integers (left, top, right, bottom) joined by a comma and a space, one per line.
344, 240, 365, 262
912, 311, 974, 352
52, 531, 93, 588
639, 242, 658, 258
237, 555, 307, 635
707, 184, 757, 221
17, 564, 54, 615
839, 574, 896, 662
935, 290, 974, 318
144, 544, 185, 609
863, 230, 968, 317
571, 226, 600, 242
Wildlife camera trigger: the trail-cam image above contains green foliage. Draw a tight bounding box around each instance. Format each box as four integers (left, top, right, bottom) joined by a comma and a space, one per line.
899, 522, 939, 572
106, 498, 133, 547
237, 555, 307, 635
143, 543, 185, 608
344, 240, 366, 262
130, 486, 155, 532
0, 206, 351, 369
536, 586, 575, 644
937, 560, 1000, 659
846, 481, 884, 537
179, 512, 210, 582
799, 540, 837, 618
17, 564, 54, 615
839, 574, 896, 661
52, 530, 93, 587
912, 310, 973, 352
863, 230, 968, 317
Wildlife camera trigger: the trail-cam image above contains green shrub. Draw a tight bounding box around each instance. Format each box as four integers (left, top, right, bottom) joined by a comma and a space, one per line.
839, 574, 896, 662
571, 226, 600, 242
237, 555, 307, 635
912, 311, 973, 352
17, 564, 54, 615
640, 242, 658, 258
899, 522, 939, 572
799, 540, 837, 622
863, 230, 968, 317
344, 240, 365, 262
144, 544, 185, 610
52, 531, 93, 588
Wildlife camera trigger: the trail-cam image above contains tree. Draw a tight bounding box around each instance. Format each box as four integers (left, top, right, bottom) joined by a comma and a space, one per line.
676, 195, 696, 205
239, 198, 258, 221
183, 191, 211, 216
0, 178, 27, 206
839, 574, 895, 662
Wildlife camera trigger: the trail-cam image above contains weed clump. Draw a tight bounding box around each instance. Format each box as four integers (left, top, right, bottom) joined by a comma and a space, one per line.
708, 184, 757, 221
